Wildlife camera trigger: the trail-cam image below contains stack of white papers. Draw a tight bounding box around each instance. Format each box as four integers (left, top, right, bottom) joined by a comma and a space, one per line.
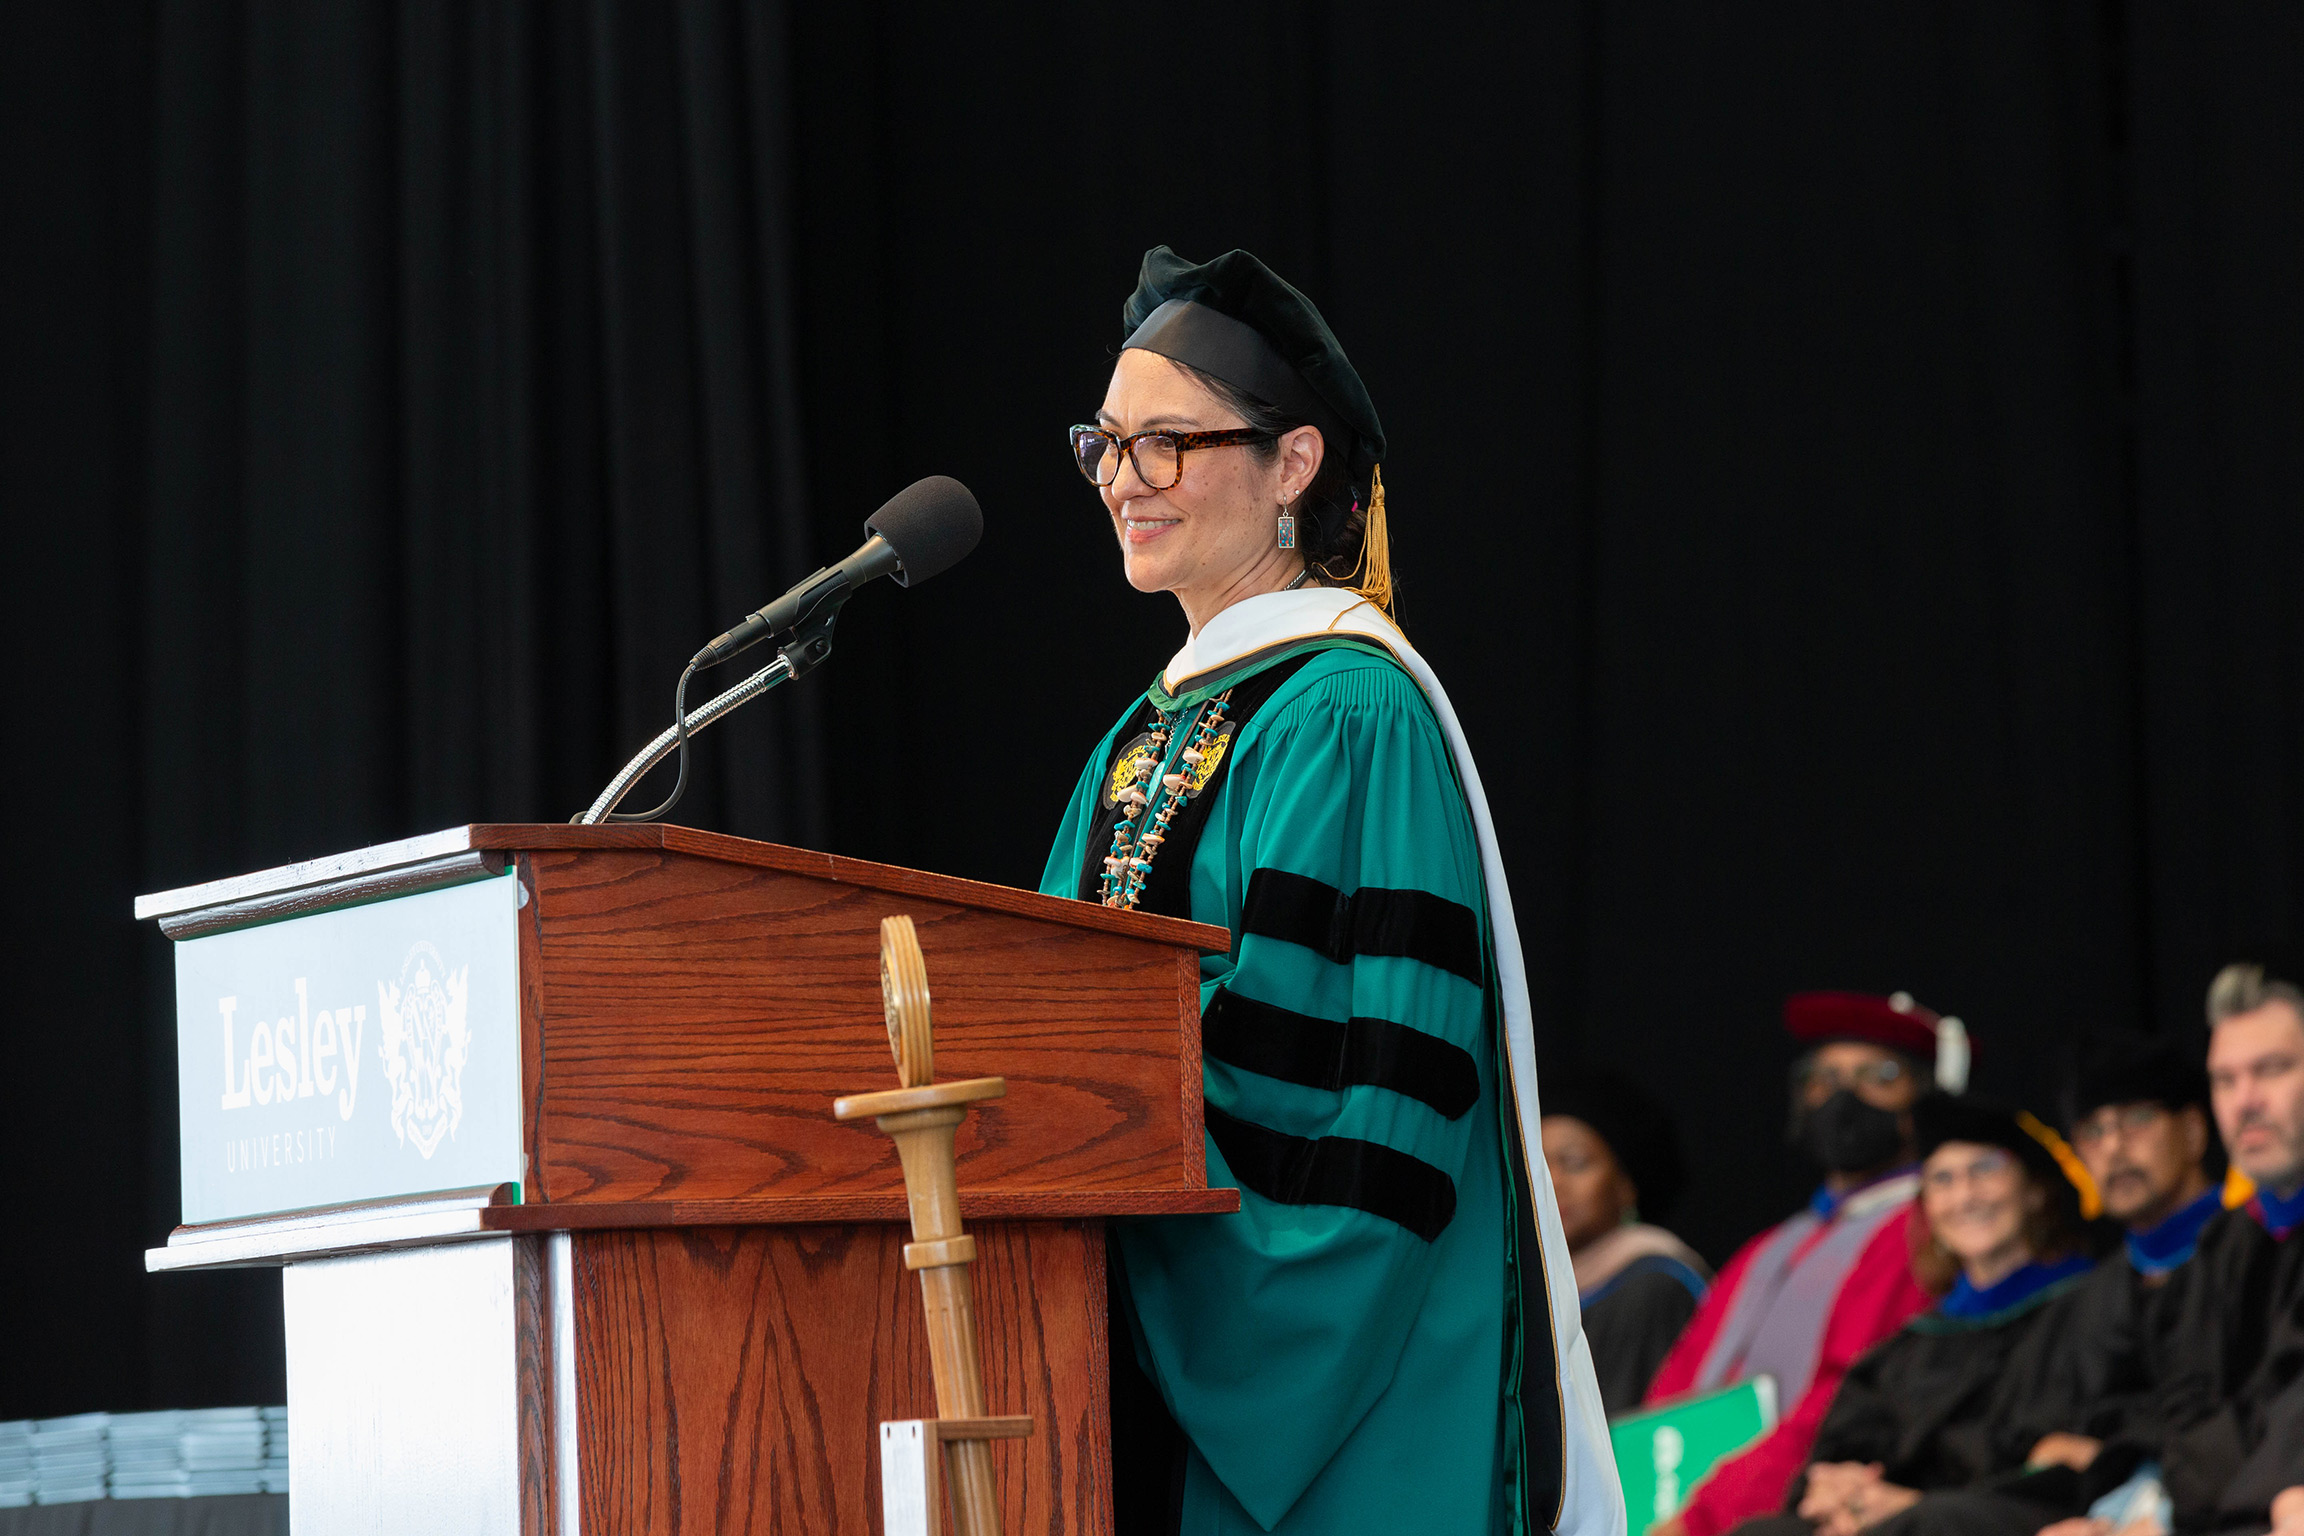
30, 1413, 110, 1504
0, 1421, 32, 1507
108, 1410, 190, 1499
179, 1407, 265, 1498
0, 1405, 291, 1503
259, 1405, 289, 1494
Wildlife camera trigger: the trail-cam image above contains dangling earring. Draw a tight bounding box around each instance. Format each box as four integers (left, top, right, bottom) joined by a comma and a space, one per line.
1276, 492, 1297, 551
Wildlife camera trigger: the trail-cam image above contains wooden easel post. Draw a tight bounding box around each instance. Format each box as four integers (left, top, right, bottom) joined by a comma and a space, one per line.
835, 915, 1034, 1536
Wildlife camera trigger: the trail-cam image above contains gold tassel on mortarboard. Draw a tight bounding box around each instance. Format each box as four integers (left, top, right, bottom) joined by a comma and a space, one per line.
1342, 465, 1395, 616
2015, 1110, 2103, 1221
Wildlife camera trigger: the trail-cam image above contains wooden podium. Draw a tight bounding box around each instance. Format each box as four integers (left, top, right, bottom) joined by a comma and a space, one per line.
137, 824, 1236, 1535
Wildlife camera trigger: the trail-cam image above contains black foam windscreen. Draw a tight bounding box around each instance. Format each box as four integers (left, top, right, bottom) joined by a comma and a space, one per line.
865, 474, 983, 586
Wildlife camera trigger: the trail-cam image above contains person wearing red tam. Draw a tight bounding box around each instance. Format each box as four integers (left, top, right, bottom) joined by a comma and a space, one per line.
1645, 992, 1967, 1536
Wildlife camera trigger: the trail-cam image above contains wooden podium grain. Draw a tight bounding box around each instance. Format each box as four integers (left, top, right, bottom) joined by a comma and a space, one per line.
141, 824, 1237, 1535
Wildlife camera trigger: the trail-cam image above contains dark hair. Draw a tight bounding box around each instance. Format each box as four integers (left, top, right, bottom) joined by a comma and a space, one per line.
1169, 356, 1369, 583
1542, 1063, 1690, 1218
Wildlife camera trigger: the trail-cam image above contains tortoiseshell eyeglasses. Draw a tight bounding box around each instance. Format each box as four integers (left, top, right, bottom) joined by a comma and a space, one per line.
1068, 425, 1270, 491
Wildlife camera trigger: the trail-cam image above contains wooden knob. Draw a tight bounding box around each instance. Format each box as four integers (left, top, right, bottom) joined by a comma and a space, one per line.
881, 914, 934, 1087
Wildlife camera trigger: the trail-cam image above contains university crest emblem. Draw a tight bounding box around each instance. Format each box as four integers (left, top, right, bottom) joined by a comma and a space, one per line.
1104, 731, 1160, 809
376, 941, 472, 1160
1181, 721, 1235, 797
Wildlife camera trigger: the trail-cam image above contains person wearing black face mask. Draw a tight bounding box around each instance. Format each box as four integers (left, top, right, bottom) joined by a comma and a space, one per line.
1647, 993, 1967, 1536
1798, 1076, 1914, 1175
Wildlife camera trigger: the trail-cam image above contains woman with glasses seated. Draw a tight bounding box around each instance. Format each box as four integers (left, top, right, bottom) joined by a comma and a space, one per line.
1726, 1097, 2099, 1536
1037, 246, 1621, 1536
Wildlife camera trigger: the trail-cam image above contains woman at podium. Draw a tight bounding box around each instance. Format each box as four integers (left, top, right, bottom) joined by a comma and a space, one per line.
1039, 247, 1623, 1536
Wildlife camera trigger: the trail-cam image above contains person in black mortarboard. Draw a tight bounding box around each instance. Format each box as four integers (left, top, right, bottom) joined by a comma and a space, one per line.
2068, 1032, 2220, 1276
1726, 1098, 2098, 1536
1858, 955, 2304, 1536
1543, 1063, 1711, 1414
2027, 954, 2304, 1536
1036, 248, 1620, 1536
2002, 1034, 2223, 1469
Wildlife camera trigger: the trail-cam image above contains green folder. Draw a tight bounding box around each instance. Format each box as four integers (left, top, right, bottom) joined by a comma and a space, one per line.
1610, 1376, 1779, 1532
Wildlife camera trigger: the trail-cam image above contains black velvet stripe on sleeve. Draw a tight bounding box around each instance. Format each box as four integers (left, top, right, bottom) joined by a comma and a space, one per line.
1204, 1104, 1458, 1241
1202, 987, 1480, 1119
1240, 868, 1485, 984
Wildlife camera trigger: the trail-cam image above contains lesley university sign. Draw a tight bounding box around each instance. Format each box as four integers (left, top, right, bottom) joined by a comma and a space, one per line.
172, 872, 523, 1225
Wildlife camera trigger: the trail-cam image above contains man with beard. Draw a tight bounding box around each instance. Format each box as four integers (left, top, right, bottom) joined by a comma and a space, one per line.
2014, 1034, 2220, 1469
2068, 1035, 2220, 1279
1645, 993, 1961, 1536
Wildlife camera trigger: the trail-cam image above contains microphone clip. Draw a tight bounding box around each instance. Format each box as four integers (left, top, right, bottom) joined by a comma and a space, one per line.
691, 533, 901, 673
775, 598, 844, 680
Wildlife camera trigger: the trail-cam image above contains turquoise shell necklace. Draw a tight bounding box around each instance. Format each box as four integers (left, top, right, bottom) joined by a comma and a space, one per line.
1099, 690, 1235, 909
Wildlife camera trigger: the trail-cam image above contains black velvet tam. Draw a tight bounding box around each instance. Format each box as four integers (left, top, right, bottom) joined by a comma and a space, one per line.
2070, 1031, 2210, 1121
1119, 245, 1385, 484
1540, 1063, 1688, 1218
1914, 1094, 2068, 1191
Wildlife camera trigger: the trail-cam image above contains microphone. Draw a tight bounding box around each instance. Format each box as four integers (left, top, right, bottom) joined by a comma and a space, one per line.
694, 475, 983, 668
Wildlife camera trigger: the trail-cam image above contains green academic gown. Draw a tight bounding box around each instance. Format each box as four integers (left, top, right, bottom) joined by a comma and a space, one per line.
1041, 637, 1526, 1535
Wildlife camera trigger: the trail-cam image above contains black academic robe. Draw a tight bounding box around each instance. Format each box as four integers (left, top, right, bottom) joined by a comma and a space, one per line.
1992, 1249, 2162, 1460
1583, 1261, 1703, 1417
1727, 1277, 2097, 1536
2133, 1212, 2304, 1532
2100, 1210, 2286, 1454
1856, 1215, 2304, 1536
1801, 1277, 2096, 1494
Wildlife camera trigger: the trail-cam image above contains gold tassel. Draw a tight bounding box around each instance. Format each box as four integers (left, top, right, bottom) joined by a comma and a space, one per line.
1342, 465, 1395, 616
2015, 1110, 2103, 1221
2226, 1164, 2257, 1209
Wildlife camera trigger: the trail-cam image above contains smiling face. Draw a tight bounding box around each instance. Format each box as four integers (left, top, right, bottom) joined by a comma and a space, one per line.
2210, 1000, 2304, 1197
1921, 1141, 2041, 1283
1094, 349, 1324, 633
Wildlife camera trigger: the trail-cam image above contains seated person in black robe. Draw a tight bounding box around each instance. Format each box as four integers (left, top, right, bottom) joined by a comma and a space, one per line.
1725, 1095, 2095, 1536
2105, 958, 2304, 1536
1542, 1065, 1710, 1415
2009, 1033, 2222, 1476
1922, 957, 2304, 1536
1859, 1036, 2222, 1536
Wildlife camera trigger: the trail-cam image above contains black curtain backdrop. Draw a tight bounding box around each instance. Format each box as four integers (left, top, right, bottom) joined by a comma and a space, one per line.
1, 1, 2297, 1420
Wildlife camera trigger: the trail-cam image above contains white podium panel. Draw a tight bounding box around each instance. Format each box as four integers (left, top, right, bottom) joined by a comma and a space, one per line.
282, 1235, 551, 1536
173, 871, 523, 1224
